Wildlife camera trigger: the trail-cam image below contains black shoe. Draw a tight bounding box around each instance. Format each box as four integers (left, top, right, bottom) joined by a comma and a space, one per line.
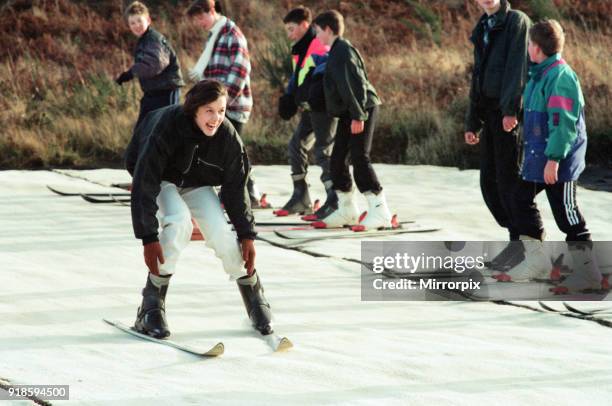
134, 274, 171, 339
237, 271, 273, 335
280, 174, 312, 215
313, 187, 338, 219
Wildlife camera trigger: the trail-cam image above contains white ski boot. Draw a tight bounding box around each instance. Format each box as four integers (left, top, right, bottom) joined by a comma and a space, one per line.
313, 188, 359, 228
356, 191, 392, 230
496, 236, 551, 282
551, 243, 603, 294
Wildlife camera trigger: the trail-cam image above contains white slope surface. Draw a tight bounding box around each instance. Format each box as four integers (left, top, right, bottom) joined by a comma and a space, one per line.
1, 165, 612, 405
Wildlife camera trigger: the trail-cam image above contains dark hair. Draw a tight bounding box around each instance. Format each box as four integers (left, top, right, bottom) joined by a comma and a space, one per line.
283, 6, 312, 24
313, 10, 344, 36
183, 80, 228, 117
187, 0, 222, 16
124, 1, 149, 20
529, 19, 565, 56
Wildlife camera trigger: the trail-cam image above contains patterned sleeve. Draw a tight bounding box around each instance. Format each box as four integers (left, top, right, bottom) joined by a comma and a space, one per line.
224, 29, 251, 103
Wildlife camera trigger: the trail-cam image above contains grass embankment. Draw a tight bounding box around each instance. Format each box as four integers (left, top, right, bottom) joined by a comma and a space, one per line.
1, 0, 610, 169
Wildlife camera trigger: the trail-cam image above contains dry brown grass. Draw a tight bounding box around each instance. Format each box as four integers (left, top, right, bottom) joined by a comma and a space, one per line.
1, 0, 610, 169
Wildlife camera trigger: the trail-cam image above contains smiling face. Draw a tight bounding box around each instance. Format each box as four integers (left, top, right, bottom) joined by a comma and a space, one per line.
194, 96, 227, 137
475, 0, 501, 15
127, 14, 150, 37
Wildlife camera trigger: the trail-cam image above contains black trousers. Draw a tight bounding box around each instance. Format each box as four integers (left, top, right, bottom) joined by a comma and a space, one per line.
331, 106, 381, 193
512, 179, 591, 241
478, 107, 522, 240
135, 89, 180, 129
288, 111, 337, 184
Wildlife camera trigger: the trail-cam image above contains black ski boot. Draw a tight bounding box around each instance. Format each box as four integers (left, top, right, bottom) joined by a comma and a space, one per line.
313, 181, 338, 219
279, 174, 312, 215
247, 176, 263, 208
237, 271, 273, 335
134, 274, 171, 339
486, 241, 525, 271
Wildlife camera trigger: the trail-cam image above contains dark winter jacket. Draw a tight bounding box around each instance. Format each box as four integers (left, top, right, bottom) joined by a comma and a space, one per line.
286, 26, 329, 104
131, 27, 184, 93
125, 105, 255, 243
465, 0, 531, 132
279, 27, 329, 118
323, 37, 381, 121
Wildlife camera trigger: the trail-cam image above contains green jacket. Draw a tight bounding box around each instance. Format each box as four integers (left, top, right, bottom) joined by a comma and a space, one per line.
521, 54, 587, 182
465, 0, 531, 132
323, 37, 381, 121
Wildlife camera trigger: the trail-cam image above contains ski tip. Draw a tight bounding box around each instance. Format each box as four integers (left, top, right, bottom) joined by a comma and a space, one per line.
204, 342, 225, 357
275, 337, 293, 352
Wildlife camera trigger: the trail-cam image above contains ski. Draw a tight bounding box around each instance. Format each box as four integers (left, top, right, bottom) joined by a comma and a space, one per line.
538, 301, 564, 312
103, 319, 224, 357
261, 333, 293, 352
111, 182, 132, 190
81, 194, 131, 203
47, 185, 130, 197
274, 223, 439, 241
562, 302, 612, 316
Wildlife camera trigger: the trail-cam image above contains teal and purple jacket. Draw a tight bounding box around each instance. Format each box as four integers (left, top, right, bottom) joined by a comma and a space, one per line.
522, 53, 587, 183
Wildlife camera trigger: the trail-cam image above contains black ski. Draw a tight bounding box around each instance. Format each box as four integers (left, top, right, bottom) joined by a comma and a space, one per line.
103, 319, 224, 357
47, 185, 130, 197
562, 302, 612, 316
81, 194, 131, 203
538, 301, 564, 313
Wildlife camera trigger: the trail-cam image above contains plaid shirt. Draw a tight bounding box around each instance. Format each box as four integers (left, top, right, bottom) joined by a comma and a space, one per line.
203, 19, 252, 123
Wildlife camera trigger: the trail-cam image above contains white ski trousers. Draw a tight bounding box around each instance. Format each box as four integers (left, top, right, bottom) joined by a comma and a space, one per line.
156, 181, 246, 280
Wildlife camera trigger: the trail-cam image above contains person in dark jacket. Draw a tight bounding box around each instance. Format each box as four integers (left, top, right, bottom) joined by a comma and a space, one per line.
126, 80, 273, 338
274, 6, 338, 219
464, 0, 531, 269
115, 1, 184, 128
311, 10, 393, 231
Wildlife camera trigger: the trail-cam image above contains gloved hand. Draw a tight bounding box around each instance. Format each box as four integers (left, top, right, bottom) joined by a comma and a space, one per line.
278, 94, 297, 120
115, 70, 134, 85
143, 241, 165, 275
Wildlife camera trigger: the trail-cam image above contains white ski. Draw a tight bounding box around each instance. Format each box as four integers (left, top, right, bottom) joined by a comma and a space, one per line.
262, 333, 293, 352
274, 223, 440, 241
103, 319, 224, 357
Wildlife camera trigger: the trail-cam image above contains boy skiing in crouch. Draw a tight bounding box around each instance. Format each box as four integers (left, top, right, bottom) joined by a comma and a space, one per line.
125, 80, 274, 339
